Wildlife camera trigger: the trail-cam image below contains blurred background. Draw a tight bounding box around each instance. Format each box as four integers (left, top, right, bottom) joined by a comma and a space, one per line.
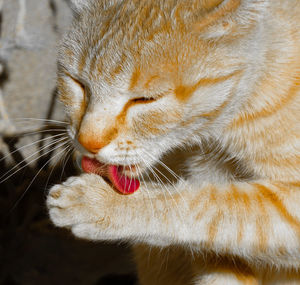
0, 0, 135, 284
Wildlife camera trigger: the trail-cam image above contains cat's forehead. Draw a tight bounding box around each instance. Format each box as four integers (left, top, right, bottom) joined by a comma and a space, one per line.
59, 0, 262, 77
58, 0, 250, 97
59, 25, 214, 86
59, 0, 225, 62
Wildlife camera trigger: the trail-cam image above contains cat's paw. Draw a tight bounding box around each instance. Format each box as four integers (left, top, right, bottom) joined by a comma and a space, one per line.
47, 174, 115, 239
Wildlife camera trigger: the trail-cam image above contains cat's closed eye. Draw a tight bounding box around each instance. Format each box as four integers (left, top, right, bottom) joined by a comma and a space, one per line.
70, 76, 86, 98
131, 97, 156, 104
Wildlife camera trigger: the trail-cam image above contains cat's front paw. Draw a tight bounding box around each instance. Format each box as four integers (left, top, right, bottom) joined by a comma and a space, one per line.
47, 174, 114, 240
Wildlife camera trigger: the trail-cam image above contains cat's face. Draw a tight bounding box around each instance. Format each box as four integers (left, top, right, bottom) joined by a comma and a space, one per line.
57, 0, 264, 174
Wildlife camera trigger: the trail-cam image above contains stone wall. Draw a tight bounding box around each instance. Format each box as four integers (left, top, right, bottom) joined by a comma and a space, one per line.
1, 0, 72, 135
0, 0, 73, 160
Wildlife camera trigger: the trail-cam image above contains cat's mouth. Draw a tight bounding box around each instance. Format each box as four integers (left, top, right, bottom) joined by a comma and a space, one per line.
81, 156, 140, 195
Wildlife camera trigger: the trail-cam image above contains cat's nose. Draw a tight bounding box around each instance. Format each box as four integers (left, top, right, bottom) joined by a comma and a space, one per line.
78, 133, 104, 154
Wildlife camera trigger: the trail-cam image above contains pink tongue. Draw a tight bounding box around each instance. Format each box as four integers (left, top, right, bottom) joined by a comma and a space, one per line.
81, 156, 140, 195
107, 165, 140, 195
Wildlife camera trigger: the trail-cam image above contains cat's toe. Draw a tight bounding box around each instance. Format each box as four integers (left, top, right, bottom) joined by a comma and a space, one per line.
47, 184, 80, 208
71, 217, 112, 240
47, 179, 86, 227
46, 174, 116, 238
47, 186, 63, 208
47, 194, 90, 227
71, 223, 100, 240
48, 207, 73, 227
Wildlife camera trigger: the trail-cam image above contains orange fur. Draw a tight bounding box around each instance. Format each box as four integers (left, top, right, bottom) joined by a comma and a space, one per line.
47, 0, 300, 284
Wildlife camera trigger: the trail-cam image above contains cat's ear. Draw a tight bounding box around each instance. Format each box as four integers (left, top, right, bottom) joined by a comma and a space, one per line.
194, 0, 268, 39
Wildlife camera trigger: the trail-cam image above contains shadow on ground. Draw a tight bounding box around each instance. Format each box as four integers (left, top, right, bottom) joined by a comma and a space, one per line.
0, 130, 136, 285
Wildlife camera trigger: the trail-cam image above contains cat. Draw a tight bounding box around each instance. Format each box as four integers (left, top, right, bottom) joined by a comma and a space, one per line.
47, 0, 300, 284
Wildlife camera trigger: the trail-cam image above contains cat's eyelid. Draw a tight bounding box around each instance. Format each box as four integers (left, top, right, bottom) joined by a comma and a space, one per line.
131, 92, 166, 104
131, 90, 168, 100
132, 96, 156, 103
63, 72, 85, 88
61, 72, 89, 102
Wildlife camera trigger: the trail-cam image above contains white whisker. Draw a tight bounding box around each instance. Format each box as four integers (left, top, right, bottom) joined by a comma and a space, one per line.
9, 142, 70, 213
60, 145, 74, 181
138, 159, 170, 220
0, 137, 69, 184
145, 151, 182, 181
12, 117, 68, 125
136, 164, 156, 221
9, 128, 68, 137
145, 159, 188, 205
128, 164, 133, 191
143, 151, 188, 211
44, 144, 74, 193
140, 151, 188, 231
136, 153, 177, 223
0, 133, 66, 163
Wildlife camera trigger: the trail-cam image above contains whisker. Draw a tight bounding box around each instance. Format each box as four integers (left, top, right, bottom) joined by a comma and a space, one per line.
44, 144, 73, 193
147, 157, 189, 212
8, 142, 70, 214
145, 151, 182, 181
6, 128, 68, 138
140, 152, 188, 229
128, 164, 133, 191
142, 151, 188, 209
122, 148, 133, 191
0, 133, 66, 163
138, 158, 187, 235
8, 126, 67, 137
135, 164, 156, 221
11, 117, 68, 125
59, 145, 74, 181
138, 161, 169, 221
135, 153, 174, 218
0, 137, 68, 184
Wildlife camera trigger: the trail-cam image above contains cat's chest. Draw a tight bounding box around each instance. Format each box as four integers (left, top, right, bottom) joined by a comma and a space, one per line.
188, 149, 254, 185
156, 142, 255, 186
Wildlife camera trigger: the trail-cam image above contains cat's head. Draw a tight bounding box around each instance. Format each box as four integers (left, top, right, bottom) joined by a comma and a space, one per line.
57, 0, 267, 174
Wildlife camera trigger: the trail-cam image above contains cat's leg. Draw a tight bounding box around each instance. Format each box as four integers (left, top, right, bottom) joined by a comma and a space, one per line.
193, 272, 258, 285
263, 270, 300, 285
47, 174, 300, 269
133, 245, 261, 285
192, 254, 259, 285
133, 244, 193, 285
134, 245, 259, 285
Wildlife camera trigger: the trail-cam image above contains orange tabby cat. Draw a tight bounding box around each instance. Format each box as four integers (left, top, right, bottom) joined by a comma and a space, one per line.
47, 0, 300, 283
